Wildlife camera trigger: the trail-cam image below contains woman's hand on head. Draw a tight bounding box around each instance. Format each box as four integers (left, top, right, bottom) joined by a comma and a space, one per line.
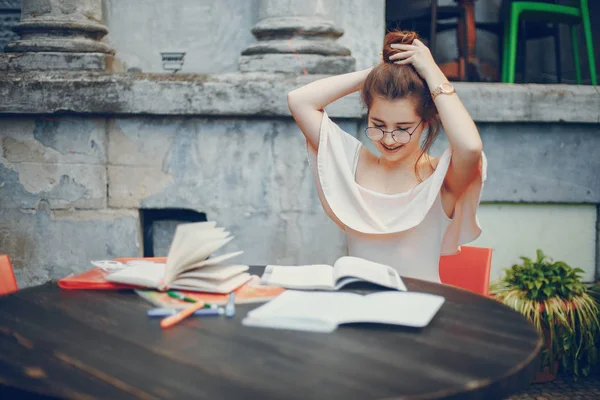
388, 39, 439, 82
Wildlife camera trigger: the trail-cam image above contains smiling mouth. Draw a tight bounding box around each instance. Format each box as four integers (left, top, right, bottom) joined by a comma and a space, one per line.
381, 143, 403, 152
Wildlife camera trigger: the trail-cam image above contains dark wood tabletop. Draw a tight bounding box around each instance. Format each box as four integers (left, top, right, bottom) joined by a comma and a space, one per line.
0, 266, 542, 400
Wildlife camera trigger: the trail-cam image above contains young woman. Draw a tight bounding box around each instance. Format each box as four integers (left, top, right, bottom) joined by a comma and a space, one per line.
287, 30, 486, 283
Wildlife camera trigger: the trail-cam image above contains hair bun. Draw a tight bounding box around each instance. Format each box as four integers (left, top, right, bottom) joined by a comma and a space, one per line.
382, 30, 420, 64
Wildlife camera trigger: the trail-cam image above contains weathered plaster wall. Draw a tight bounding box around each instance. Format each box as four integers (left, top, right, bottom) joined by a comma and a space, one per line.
0, 207, 139, 287
1, 110, 599, 287
1, 117, 107, 209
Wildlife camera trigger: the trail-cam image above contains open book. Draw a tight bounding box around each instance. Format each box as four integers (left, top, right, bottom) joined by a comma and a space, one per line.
242, 290, 445, 333
260, 256, 407, 291
105, 221, 250, 293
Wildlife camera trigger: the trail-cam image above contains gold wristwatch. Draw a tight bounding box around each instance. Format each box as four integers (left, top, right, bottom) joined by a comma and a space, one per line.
431, 82, 456, 99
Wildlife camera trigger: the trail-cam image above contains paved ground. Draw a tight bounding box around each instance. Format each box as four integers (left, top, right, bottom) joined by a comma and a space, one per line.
508, 374, 600, 399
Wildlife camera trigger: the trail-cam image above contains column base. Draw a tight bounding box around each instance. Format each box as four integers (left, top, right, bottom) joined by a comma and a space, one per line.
239, 54, 355, 74
5, 37, 114, 54
0, 52, 118, 72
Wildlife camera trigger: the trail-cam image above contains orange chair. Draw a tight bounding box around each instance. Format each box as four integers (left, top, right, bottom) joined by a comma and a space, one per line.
0, 254, 18, 295
439, 246, 492, 296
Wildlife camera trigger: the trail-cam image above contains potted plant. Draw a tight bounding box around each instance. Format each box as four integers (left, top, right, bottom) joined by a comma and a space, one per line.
490, 249, 600, 381
587, 283, 600, 376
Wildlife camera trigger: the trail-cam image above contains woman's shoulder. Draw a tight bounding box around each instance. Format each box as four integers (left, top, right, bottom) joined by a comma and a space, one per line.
418, 154, 440, 181
423, 148, 455, 180
358, 145, 377, 163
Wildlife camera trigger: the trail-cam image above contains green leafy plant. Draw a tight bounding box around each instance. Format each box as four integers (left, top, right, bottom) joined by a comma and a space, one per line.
490, 249, 600, 379
587, 284, 600, 375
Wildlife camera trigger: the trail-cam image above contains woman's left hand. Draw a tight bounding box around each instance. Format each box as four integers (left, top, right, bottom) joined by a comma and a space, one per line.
389, 39, 439, 82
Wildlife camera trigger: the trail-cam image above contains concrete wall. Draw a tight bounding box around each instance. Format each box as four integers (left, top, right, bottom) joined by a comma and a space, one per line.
473, 204, 597, 283
103, 0, 384, 73
103, 0, 258, 73
2, 111, 598, 288
331, 0, 384, 71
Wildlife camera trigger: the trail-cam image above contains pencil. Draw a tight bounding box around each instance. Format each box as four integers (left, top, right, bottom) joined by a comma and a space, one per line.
160, 301, 206, 329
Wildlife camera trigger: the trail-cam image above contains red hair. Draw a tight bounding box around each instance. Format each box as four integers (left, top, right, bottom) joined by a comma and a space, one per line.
361, 30, 440, 180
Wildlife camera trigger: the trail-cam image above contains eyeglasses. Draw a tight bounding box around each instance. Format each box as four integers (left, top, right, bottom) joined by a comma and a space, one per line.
364, 120, 423, 144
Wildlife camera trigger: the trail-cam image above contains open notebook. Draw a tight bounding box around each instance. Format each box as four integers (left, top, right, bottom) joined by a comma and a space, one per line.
242, 290, 445, 333
260, 256, 407, 291
105, 221, 250, 293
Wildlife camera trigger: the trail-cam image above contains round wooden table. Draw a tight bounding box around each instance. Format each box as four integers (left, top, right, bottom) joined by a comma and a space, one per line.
0, 266, 542, 400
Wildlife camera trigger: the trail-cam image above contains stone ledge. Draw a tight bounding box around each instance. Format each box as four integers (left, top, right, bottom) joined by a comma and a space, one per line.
0, 53, 117, 72
0, 72, 598, 123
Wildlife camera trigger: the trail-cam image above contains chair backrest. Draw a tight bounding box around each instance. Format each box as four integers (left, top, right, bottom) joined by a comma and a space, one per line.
439, 246, 492, 296
501, 0, 580, 18
386, 0, 434, 22
0, 254, 18, 296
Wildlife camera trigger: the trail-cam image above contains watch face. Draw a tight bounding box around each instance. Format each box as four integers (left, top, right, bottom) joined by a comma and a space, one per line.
441, 82, 454, 93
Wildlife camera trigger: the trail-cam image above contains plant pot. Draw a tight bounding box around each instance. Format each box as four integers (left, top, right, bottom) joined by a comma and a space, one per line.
491, 251, 600, 380
530, 322, 561, 383
531, 360, 558, 383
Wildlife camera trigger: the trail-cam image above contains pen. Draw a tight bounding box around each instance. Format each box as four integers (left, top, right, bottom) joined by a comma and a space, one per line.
167, 291, 197, 303
148, 307, 224, 317
167, 291, 214, 308
224, 293, 236, 318
160, 301, 206, 329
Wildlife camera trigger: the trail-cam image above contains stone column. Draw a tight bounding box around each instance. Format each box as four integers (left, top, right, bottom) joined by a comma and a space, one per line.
0, 0, 21, 52
1, 0, 114, 71
239, 0, 355, 74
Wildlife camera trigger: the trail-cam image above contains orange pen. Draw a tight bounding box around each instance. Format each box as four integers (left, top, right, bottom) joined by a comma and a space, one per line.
160, 300, 206, 329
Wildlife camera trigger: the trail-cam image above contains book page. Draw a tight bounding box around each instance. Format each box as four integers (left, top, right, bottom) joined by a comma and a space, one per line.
168, 222, 217, 257
166, 225, 229, 273
170, 272, 251, 294
105, 263, 166, 288
184, 251, 243, 269
177, 264, 249, 281
332, 257, 406, 291
335, 291, 445, 328
243, 291, 361, 332
165, 236, 233, 284
261, 264, 334, 290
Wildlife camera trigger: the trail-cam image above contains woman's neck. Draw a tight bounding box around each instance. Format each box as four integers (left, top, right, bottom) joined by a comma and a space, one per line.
377, 149, 423, 173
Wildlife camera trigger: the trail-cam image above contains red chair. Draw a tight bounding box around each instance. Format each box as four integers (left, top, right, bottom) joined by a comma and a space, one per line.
439, 246, 492, 296
0, 254, 18, 295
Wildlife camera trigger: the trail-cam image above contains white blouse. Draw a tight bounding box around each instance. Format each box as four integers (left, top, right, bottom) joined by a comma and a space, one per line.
307, 111, 487, 283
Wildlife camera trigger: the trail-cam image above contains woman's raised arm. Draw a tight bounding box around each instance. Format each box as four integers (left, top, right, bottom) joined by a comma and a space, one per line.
287, 68, 372, 150
390, 39, 483, 197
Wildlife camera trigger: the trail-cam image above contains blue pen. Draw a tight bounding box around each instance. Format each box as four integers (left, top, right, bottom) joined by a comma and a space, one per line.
225, 293, 236, 318
147, 307, 224, 317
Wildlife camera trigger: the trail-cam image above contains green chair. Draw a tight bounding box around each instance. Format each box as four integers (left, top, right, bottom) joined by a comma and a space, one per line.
502, 0, 597, 85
